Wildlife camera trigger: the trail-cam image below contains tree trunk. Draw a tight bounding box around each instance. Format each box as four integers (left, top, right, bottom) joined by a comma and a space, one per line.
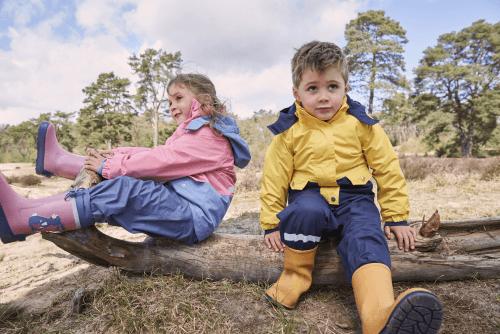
42, 169, 500, 285
368, 52, 377, 114
460, 134, 473, 158
152, 110, 159, 147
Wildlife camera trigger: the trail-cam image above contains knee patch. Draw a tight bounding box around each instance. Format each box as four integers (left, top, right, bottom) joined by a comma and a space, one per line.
278, 200, 331, 250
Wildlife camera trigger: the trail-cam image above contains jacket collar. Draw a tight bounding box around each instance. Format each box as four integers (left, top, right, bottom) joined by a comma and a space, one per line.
295, 95, 349, 127
267, 94, 378, 135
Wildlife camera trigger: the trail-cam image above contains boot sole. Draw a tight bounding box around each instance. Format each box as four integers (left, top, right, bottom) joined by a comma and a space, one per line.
0, 206, 26, 243
381, 290, 443, 334
35, 121, 53, 177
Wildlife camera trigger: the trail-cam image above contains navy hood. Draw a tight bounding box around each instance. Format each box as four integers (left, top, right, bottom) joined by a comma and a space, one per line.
186, 115, 251, 168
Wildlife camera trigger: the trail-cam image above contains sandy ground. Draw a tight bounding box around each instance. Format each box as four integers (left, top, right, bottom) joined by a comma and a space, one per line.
0, 164, 262, 309
1, 162, 499, 333
0, 164, 84, 308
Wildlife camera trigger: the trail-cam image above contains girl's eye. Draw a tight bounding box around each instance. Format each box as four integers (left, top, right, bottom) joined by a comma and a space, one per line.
306, 86, 317, 92
329, 84, 338, 90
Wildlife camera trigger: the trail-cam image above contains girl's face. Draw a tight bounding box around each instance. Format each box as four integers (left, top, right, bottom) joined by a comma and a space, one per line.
167, 83, 197, 124
293, 65, 346, 121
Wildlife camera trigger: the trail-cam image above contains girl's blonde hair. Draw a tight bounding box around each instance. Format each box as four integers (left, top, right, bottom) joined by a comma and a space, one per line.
167, 73, 225, 118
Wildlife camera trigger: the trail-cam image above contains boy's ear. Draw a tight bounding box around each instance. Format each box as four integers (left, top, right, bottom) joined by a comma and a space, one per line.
345, 83, 351, 93
293, 87, 300, 102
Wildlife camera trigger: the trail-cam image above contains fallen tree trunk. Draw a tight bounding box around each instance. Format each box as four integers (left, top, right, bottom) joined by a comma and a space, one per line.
41, 170, 500, 285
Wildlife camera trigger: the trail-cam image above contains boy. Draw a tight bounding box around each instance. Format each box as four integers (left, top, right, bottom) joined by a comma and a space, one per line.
260, 41, 442, 334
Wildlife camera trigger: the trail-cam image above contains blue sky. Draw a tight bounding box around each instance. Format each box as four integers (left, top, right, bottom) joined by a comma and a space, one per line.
0, 0, 498, 125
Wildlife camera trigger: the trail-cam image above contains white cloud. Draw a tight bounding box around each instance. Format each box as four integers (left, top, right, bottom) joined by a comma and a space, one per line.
0, 16, 131, 124
0, 0, 45, 26
76, 0, 135, 39
123, 0, 361, 116
210, 63, 292, 118
0, 0, 363, 124
125, 0, 360, 71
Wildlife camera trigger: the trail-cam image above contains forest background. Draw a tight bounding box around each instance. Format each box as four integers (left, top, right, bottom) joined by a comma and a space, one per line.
0, 12, 498, 166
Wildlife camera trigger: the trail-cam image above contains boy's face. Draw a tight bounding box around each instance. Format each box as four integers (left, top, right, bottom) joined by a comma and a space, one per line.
293, 66, 346, 121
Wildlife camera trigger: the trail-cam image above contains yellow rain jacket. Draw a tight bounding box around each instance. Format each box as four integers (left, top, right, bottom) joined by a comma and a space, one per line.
260, 96, 409, 231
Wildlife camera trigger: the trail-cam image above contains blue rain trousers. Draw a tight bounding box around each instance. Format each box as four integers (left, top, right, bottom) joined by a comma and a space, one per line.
277, 179, 391, 279
72, 176, 198, 244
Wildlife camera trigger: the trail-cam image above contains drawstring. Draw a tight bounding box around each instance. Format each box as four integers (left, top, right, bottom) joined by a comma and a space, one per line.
65, 188, 86, 201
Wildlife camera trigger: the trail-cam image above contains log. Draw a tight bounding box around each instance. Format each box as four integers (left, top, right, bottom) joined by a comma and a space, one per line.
41, 169, 500, 285
42, 224, 500, 285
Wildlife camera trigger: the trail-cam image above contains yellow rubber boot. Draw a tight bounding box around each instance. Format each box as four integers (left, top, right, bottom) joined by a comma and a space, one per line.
352, 263, 443, 334
265, 246, 317, 309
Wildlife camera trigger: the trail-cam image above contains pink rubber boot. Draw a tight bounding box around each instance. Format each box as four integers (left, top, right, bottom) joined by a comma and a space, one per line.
0, 172, 85, 243
36, 122, 85, 179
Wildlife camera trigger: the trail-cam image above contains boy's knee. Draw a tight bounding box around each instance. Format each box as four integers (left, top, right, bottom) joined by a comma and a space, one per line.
278, 205, 329, 250
294, 201, 329, 221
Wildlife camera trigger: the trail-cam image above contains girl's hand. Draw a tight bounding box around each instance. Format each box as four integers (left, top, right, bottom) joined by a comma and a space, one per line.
264, 230, 285, 253
384, 225, 417, 252
98, 149, 114, 158
84, 149, 106, 173
86, 148, 114, 158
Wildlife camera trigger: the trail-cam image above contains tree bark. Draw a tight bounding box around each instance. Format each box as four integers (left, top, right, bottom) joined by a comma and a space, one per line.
42, 169, 500, 285
368, 52, 377, 114
42, 220, 500, 285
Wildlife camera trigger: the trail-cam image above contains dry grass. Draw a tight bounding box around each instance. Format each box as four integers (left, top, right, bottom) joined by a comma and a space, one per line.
1, 270, 498, 333
0, 270, 331, 334
407, 172, 500, 220
5, 175, 42, 187
235, 166, 262, 193
399, 156, 499, 181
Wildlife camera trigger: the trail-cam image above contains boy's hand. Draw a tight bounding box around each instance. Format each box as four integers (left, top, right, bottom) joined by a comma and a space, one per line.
264, 231, 285, 253
384, 225, 417, 252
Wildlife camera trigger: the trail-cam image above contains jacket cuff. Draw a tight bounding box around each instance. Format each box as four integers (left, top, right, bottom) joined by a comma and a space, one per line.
384, 221, 409, 227
101, 157, 114, 179
264, 226, 280, 235
97, 159, 106, 176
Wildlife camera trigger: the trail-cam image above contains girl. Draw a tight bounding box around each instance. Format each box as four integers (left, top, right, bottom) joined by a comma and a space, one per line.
0, 73, 251, 245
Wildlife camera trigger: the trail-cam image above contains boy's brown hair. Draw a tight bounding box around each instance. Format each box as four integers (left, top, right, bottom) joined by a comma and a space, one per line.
291, 41, 349, 88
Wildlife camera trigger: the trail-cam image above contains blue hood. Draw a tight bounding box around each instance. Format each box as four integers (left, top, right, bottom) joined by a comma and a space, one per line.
186, 115, 251, 168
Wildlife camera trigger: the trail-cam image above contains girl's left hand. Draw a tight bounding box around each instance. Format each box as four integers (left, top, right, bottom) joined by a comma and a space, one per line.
384, 225, 417, 252
84, 150, 105, 173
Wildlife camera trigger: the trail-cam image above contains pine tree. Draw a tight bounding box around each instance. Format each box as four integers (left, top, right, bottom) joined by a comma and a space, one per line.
77, 72, 136, 149
344, 10, 408, 114
129, 49, 182, 147
414, 20, 499, 157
